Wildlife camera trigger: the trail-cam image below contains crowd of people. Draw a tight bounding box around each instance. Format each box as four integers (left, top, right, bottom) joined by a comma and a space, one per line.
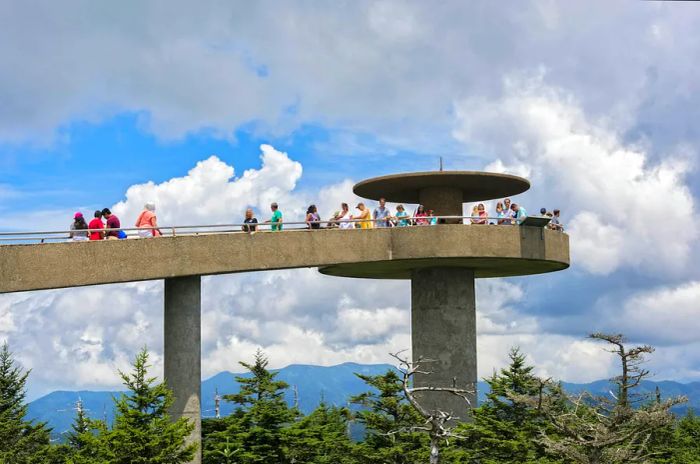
242, 197, 564, 234
68, 203, 161, 241
67, 197, 563, 242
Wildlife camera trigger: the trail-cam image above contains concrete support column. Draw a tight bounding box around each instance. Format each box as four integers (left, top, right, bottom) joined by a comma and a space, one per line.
418, 187, 463, 223
164, 276, 202, 464
411, 267, 476, 421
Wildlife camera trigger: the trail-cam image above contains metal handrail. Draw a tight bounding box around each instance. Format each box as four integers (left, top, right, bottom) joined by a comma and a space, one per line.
0, 215, 560, 244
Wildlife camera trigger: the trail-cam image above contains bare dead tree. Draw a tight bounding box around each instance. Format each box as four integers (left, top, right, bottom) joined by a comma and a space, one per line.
389, 350, 474, 464
589, 333, 654, 411
509, 333, 686, 464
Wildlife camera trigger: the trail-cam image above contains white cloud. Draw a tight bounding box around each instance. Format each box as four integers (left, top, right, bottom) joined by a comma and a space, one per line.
610, 281, 700, 346
453, 74, 697, 275
112, 144, 304, 227
2, 1, 700, 159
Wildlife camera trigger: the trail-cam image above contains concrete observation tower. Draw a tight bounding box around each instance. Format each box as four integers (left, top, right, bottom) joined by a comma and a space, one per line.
321, 171, 566, 418
0, 170, 569, 462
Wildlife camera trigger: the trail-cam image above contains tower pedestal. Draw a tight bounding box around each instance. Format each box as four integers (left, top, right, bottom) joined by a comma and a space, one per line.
411, 268, 477, 421
165, 276, 202, 464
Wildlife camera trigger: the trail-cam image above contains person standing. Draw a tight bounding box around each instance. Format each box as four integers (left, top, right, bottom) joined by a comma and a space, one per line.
512, 203, 528, 225
69, 212, 89, 241
242, 208, 258, 233
266, 202, 283, 231
135, 202, 162, 237
476, 203, 488, 224
306, 205, 321, 229
503, 198, 515, 224
101, 208, 122, 239
394, 204, 410, 227
336, 203, 353, 229
88, 210, 104, 241
373, 197, 391, 228
470, 205, 480, 224
352, 203, 372, 229
414, 205, 429, 225
428, 209, 438, 225
550, 209, 563, 231
496, 202, 506, 225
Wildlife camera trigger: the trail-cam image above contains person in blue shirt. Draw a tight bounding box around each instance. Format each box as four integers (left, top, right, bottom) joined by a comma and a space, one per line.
373, 197, 391, 228
511, 203, 528, 224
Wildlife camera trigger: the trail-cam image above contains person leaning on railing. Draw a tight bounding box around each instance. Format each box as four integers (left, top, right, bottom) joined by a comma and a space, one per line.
373, 197, 391, 228
265, 202, 283, 231
69, 212, 89, 241
511, 203, 527, 225
496, 202, 507, 225
135, 202, 162, 237
88, 210, 105, 240
352, 202, 372, 229
549, 209, 564, 232
306, 204, 321, 229
393, 204, 410, 227
414, 205, 429, 226
242, 208, 258, 233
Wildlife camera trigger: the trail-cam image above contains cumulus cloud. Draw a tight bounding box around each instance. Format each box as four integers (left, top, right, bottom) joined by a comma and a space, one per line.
608, 281, 700, 346
112, 144, 304, 226
453, 74, 697, 275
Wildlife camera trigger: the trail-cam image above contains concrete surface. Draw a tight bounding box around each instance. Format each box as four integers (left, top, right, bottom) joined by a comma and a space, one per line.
353, 171, 530, 203
0, 225, 569, 293
165, 276, 202, 464
411, 268, 476, 422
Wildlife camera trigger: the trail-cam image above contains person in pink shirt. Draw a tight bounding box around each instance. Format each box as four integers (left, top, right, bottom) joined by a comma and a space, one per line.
477, 203, 489, 224
135, 202, 162, 237
414, 205, 429, 225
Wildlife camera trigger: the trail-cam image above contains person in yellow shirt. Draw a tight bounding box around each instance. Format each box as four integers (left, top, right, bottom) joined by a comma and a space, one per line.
352, 202, 373, 229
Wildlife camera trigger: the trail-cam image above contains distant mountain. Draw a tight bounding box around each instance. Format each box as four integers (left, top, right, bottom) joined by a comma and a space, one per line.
27, 362, 700, 441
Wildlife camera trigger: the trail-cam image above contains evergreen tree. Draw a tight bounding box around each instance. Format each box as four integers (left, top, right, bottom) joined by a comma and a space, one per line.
64, 415, 110, 464
204, 349, 299, 464
0, 342, 53, 464
284, 401, 357, 464
65, 399, 91, 450
666, 410, 700, 463
350, 369, 429, 464
453, 347, 561, 463
104, 347, 196, 464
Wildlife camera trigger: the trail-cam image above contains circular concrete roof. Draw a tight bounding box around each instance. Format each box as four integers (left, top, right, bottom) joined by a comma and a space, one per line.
319, 256, 569, 280
353, 171, 530, 203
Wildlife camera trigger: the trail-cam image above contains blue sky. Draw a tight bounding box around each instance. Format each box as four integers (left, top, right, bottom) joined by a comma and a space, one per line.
1, 1, 700, 399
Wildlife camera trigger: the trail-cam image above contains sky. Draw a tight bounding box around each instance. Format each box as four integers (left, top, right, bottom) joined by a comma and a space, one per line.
1, 0, 700, 400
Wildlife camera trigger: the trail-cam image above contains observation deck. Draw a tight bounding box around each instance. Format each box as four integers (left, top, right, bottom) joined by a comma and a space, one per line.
0, 224, 568, 293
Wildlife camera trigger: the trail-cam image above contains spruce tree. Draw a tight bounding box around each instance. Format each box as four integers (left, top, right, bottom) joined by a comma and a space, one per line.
284, 401, 357, 464
104, 347, 196, 464
65, 414, 110, 464
65, 399, 91, 450
204, 349, 299, 464
350, 370, 429, 464
0, 342, 53, 464
666, 410, 700, 463
453, 347, 560, 463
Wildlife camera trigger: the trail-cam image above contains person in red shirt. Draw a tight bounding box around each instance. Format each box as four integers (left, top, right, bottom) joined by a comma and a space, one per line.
88, 210, 104, 241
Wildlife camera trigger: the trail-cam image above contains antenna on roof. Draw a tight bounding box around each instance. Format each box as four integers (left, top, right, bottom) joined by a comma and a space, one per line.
439, 157, 443, 172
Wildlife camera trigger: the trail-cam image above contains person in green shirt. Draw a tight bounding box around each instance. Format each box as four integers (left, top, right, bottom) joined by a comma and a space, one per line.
266, 202, 283, 231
